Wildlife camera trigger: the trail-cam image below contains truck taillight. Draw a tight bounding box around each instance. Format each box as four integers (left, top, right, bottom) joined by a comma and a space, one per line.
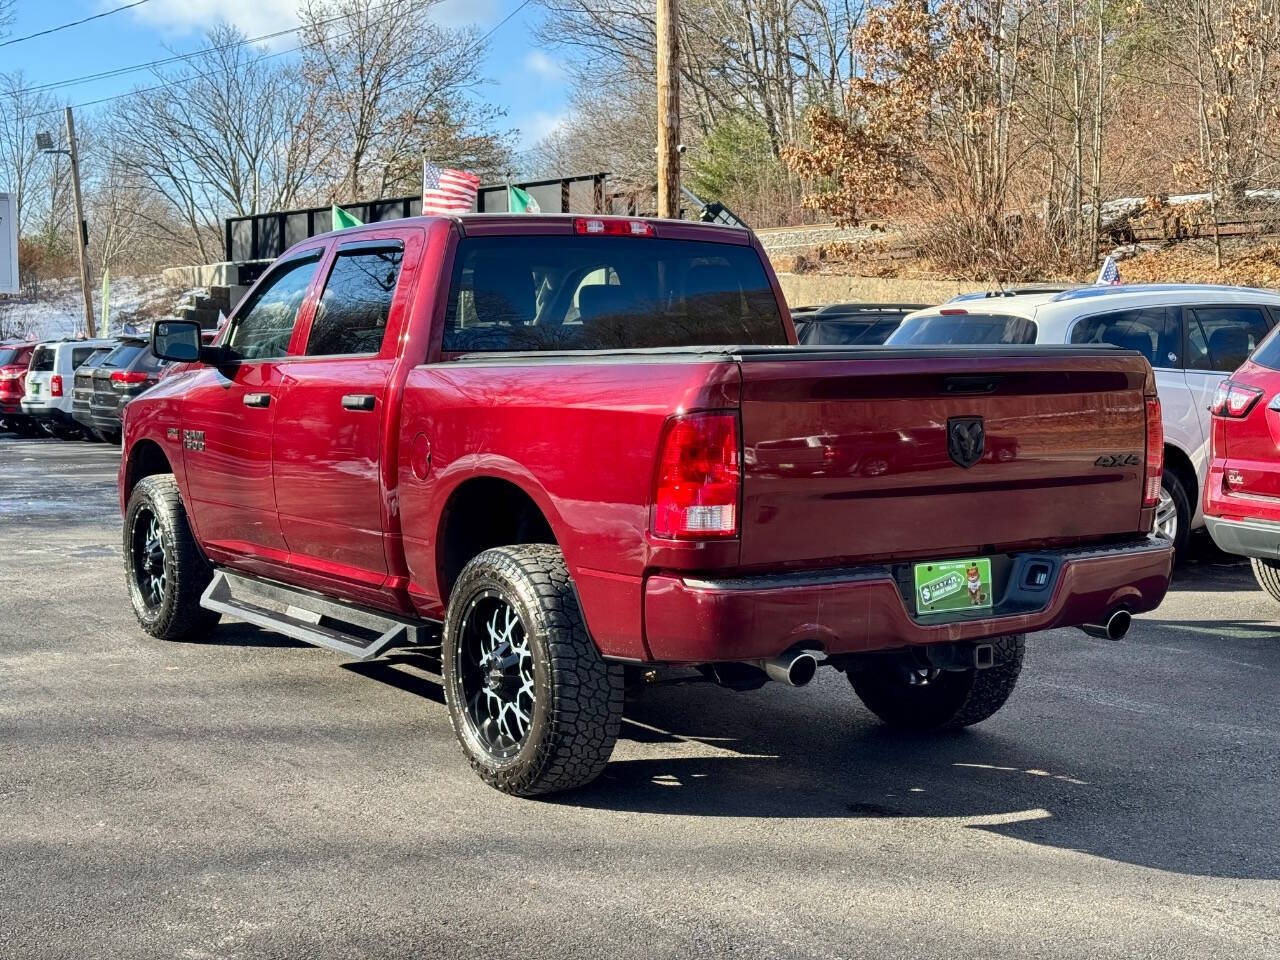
50, 375, 63, 397
1210, 380, 1264, 418
651, 412, 740, 539
1143, 396, 1164, 508
574, 217, 655, 237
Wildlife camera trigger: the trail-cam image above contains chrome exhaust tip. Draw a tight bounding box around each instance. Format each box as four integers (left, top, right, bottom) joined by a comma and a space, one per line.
762, 649, 820, 687
1081, 609, 1132, 642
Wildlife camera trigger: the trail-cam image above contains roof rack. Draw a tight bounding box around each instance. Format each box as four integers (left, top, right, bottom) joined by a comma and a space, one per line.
948, 284, 1079, 303
1052, 282, 1280, 302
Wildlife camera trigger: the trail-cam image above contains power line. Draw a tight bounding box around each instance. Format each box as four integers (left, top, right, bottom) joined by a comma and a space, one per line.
0, 0, 153, 49
18, 0, 535, 121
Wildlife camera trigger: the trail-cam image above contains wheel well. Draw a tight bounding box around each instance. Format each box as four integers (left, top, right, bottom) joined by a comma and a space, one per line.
438, 478, 557, 601
124, 440, 173, 501
1163, 443, 1197, 503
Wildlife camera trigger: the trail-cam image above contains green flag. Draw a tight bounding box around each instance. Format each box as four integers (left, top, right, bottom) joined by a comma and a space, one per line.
508, 185, 540, 214
332, 205, 363, 230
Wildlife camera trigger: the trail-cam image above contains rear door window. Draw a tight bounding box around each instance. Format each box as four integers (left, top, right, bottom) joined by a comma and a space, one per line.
1186, 305, 1273, 373
887, 313, 1037, 345
442, 235, 786, 352
1069, 307, 1181, 368
306, 245, 404, 356
225, 253, 322, 362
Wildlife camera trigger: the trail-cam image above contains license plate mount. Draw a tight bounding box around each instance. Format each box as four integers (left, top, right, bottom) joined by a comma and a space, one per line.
913, 557, 993, 615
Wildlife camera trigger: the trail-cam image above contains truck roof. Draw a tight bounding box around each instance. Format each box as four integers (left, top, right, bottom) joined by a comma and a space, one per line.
310, 213, 753, 246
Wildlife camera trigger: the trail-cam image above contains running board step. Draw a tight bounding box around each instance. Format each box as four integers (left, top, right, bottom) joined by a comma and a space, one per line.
200, 570, 431, 660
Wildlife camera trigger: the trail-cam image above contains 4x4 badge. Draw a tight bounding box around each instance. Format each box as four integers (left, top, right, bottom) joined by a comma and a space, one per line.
947, 417, 985, 469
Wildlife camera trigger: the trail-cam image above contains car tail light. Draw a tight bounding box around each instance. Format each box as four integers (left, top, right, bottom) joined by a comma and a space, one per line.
1210, 380, 1264, 418
651, 412, 740, 539
1143, 396, 1164, 508
50, 375, 63, 397
111, 370, 149, 389
574, 217, 655, 237
938, 308, 969, 315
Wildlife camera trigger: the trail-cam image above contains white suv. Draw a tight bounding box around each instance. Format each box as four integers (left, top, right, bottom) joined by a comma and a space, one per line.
21, 338, 117, 440
887, 284, 1280, 558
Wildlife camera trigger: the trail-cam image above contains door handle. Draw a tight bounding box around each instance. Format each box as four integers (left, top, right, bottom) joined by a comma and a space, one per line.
341, 394, 376, 412
243, 393, 270, 408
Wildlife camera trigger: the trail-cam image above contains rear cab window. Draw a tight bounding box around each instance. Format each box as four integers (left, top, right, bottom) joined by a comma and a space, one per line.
442, 235, 787, 352
887, 313, 1037, 345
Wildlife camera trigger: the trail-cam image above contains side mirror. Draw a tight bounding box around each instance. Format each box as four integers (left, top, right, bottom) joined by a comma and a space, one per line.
152, 319, 203, 363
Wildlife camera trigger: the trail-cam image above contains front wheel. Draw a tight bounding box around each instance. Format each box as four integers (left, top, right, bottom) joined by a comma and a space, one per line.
847, 634, 1025, 730
442, 545, 624, 796
1251, 559, 1280, 603
124, 475, 220, 641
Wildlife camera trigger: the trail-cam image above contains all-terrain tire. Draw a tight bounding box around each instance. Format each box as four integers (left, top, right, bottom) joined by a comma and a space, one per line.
442, 545, 624, 796
1251, 558, 1280, 603
123, 474, 221, 641
848, 634, 1025, 730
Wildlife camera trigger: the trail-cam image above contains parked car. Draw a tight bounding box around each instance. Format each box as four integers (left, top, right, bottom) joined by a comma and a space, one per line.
70, 345, 117, 441
1203, 328, 1280, 600
887, 284, 1280, 560
0, 340, 38, 436
788, 302, 928, 345
89, 337, 167, 443
21, 338, 117, 439
121, 214, 1172, 796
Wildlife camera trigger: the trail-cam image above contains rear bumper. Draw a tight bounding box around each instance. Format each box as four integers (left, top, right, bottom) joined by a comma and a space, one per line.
20, 402, 75, 425
642, 537, 1174, 663
1204, 516, 1280, 560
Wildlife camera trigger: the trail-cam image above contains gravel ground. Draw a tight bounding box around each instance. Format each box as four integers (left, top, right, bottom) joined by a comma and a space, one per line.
1, 434, 1277, 960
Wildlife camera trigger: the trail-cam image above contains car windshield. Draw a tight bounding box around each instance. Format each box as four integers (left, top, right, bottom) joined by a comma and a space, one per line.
443, 235, 787, 352
797, 317, 903, 346
886, 312, 1038, 346
100, 342, 145, 368
29, 346, 56, 371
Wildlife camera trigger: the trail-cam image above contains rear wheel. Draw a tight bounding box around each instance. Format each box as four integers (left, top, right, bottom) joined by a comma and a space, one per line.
124, 475, 220, 641
847, 634, 1025, 730
442, 544, 624, 796
1251, 559, 1280, 603
1156, 468, 1191, 562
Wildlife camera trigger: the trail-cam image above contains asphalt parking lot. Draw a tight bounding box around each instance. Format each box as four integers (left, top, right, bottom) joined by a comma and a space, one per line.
1, 433, 1278, 960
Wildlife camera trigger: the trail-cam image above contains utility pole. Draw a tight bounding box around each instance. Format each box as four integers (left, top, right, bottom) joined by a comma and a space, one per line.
65, 107, 95, 338
656, 0, 680, 218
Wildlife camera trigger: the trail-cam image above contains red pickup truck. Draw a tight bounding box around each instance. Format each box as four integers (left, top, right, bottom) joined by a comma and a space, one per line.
122, 214, 1174, 795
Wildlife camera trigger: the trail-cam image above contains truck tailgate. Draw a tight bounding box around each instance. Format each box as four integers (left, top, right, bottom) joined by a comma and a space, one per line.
738, 347, 1151, 567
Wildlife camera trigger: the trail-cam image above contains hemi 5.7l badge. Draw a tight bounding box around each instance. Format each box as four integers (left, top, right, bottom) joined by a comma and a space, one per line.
183, 430, 205, 452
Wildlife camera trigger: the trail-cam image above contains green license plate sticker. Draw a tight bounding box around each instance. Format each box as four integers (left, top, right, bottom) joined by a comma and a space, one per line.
914, 558, 993, 614
30, 382, 39, 395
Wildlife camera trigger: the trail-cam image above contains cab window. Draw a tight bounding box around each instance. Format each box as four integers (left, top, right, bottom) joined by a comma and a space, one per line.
305, 245, 404, 356
1069, 307, 1181, 368
225, 254, 322, 362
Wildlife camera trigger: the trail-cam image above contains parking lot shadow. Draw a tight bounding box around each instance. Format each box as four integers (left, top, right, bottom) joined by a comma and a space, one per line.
549, 678, 1279, 881
173, 623, 311, 649
342, 651, 446, 705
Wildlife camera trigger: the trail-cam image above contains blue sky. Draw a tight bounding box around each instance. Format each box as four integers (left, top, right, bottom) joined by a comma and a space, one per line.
2, 0, 571, 150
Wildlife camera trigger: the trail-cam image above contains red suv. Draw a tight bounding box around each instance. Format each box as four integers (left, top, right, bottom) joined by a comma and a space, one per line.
0, 341, 37, 436
1204, 330, 1280, 598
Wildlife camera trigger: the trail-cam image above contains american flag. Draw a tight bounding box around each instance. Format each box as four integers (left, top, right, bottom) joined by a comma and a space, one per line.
422, 161, 480, 215
1096, 255, 1122, 285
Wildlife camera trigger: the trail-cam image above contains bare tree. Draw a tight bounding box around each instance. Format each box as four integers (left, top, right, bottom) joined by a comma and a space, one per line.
0, 73, 63, 236
300, 0, 511, 200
